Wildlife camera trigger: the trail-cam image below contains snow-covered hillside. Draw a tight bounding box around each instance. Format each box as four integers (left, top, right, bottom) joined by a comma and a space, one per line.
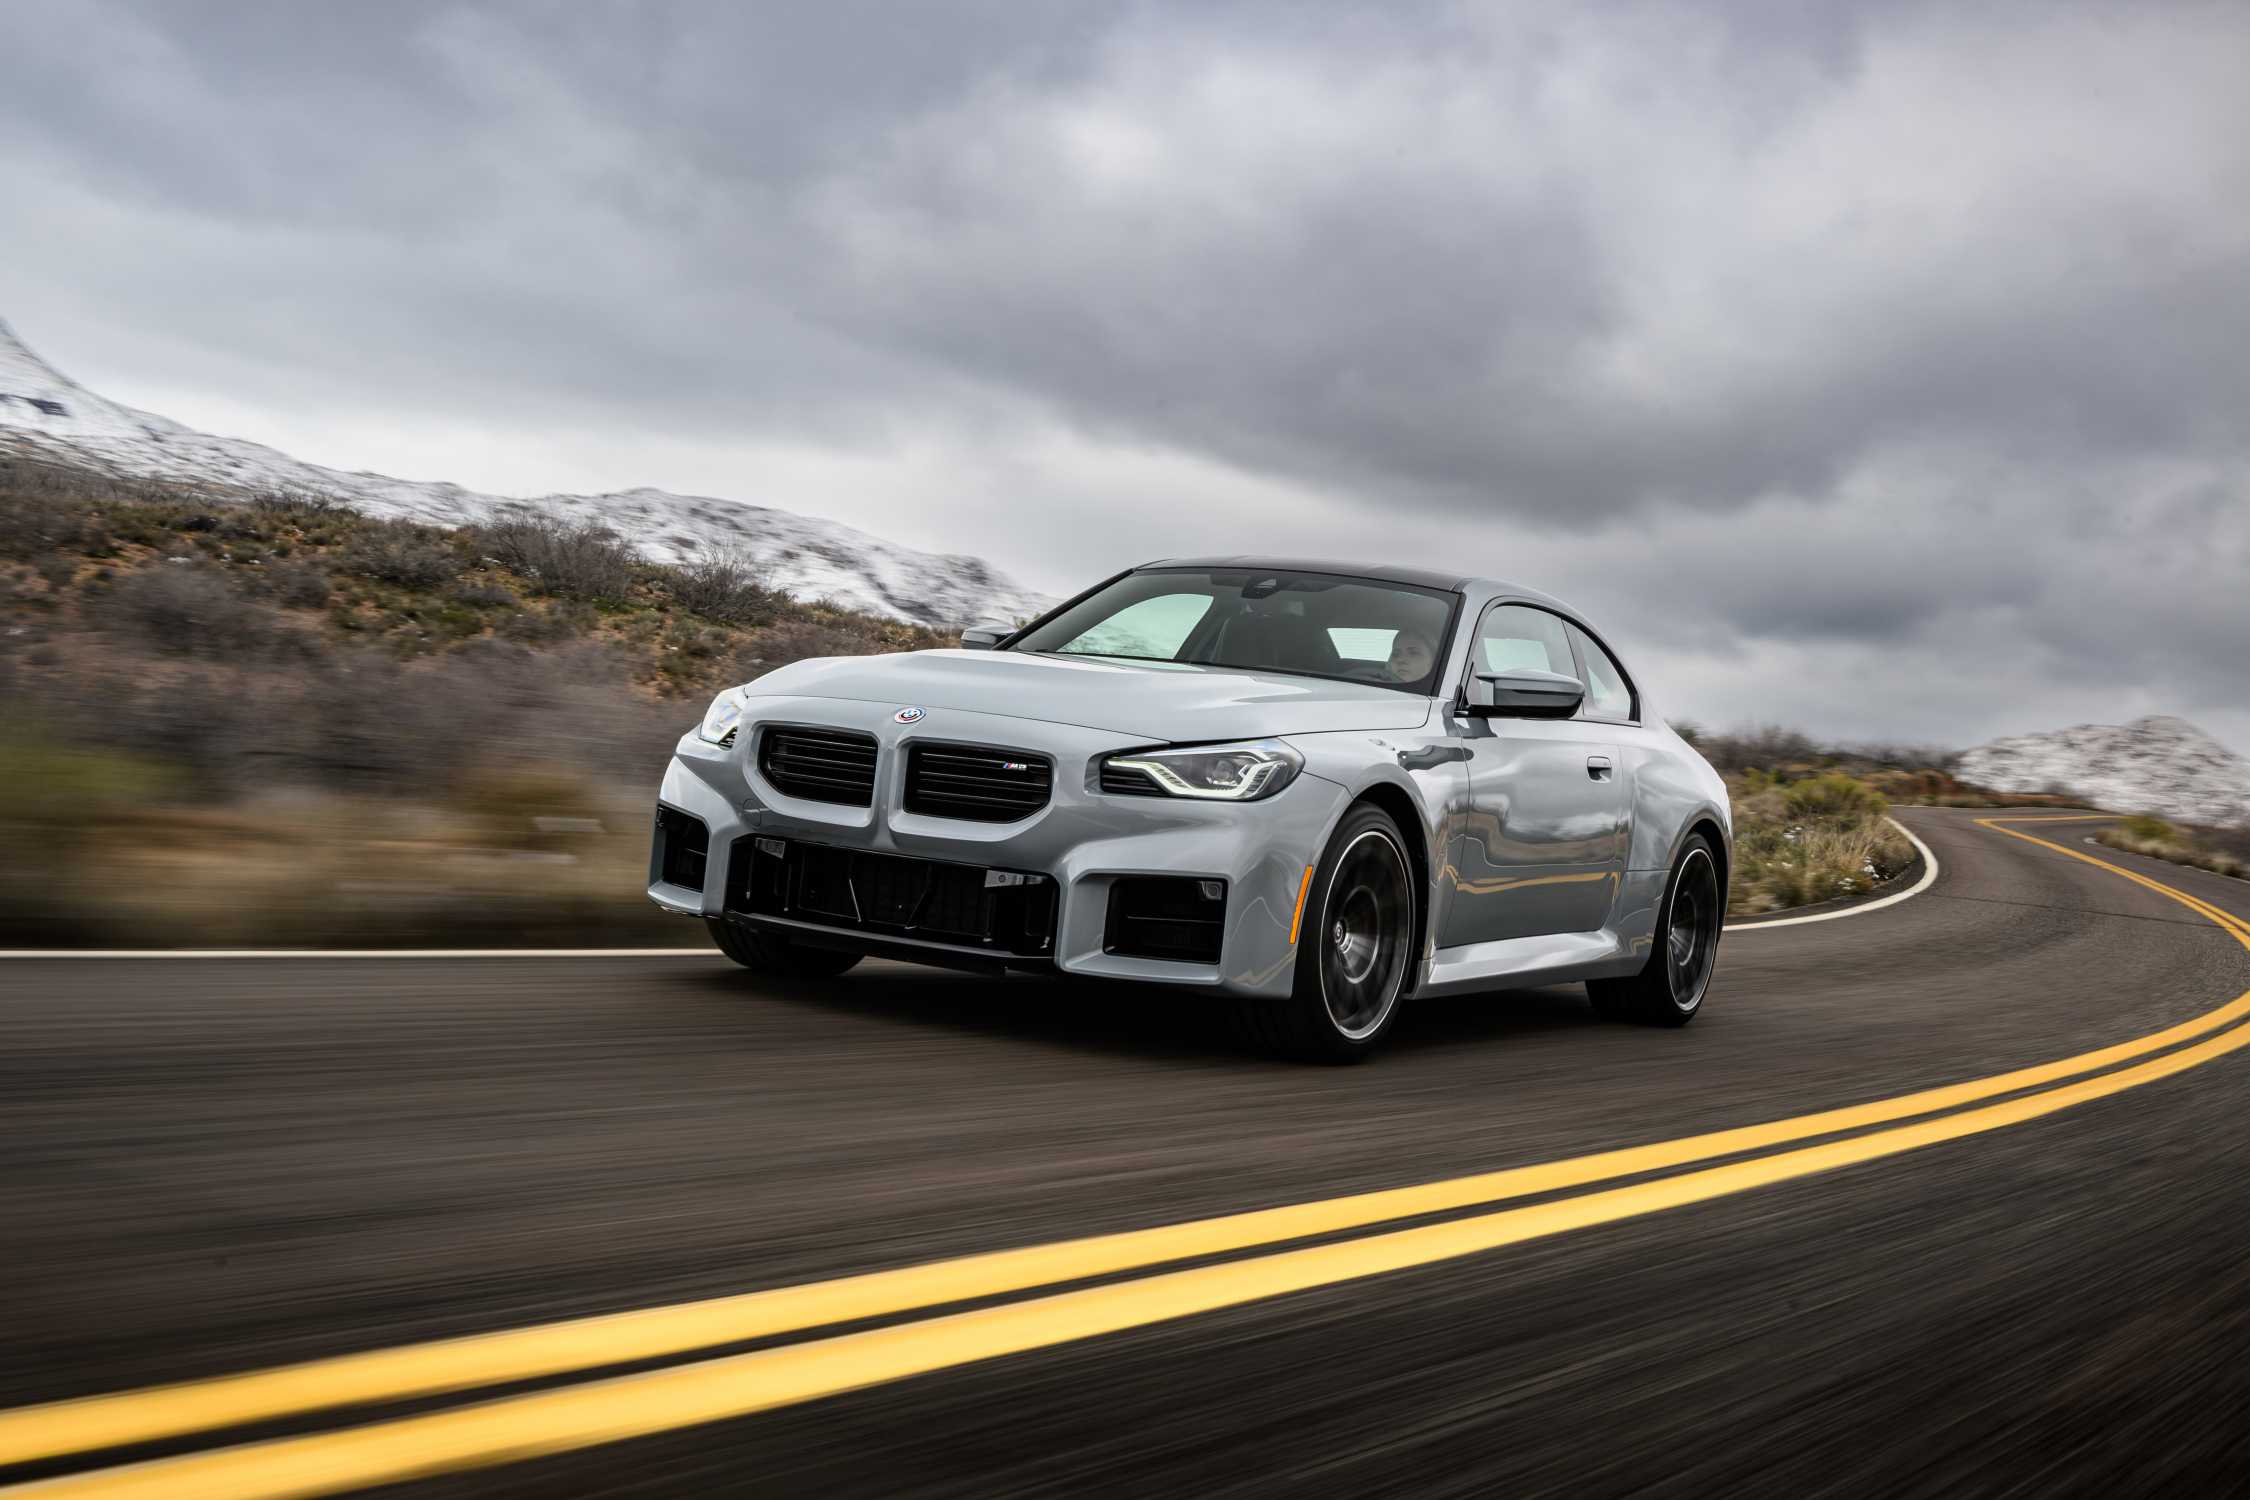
1958, 716, 2250, 827
0, 319, 1052, 627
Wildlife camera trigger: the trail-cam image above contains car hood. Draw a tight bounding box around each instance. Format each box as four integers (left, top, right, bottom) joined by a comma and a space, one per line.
744, 649, 1433, 741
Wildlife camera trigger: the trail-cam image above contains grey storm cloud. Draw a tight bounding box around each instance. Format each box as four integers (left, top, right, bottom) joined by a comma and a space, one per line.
3, 0, 2247, 747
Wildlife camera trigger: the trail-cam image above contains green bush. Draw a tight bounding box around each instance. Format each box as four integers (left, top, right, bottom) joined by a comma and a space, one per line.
1726, 770, 1912, 915
1783, 772, 1888, 821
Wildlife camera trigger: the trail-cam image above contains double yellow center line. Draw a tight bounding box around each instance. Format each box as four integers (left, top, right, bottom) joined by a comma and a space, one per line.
5, 816, 2246, 1498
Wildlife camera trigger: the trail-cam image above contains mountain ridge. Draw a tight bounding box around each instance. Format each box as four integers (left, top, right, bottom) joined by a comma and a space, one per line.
0, 318, 1052, 627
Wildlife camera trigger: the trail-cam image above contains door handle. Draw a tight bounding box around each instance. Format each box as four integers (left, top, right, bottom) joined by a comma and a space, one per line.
1586, 756, 1613, 781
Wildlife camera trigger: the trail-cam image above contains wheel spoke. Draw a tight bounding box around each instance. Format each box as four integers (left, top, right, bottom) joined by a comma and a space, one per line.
1319, 830, 1411, 1040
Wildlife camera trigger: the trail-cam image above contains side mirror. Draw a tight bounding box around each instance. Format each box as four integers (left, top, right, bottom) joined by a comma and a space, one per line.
1464, 668, 1585, 718
959, 621, 1014, 651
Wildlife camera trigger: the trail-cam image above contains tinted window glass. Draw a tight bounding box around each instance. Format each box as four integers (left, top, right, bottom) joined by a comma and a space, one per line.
1328, 627, 1397, 662
1568, 623, 1635, 719
1012, 569, 1457, 694
1475, 604, 1575, 677
1057, 592, 1211, 658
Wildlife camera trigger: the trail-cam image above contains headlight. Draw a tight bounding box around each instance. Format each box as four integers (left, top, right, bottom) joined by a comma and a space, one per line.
698, 687, 748, 745
1104, 739, 1303, 801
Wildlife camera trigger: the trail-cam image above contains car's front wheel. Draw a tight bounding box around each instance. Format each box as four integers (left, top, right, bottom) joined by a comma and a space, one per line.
705, 918, 864, 979
1588, 833, 1720, 1026
1238, 803, 1417, 1062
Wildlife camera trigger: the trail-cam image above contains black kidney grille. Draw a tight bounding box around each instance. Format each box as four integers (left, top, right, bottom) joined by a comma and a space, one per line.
758, 726, 879, 806
905, 744, 1054, 822
1098, 762, 1165, 796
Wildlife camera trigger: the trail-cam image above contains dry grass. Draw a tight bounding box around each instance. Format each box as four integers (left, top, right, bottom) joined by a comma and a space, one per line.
1673, 719, 2084, 810
1864, 767, 2088, 809
1726, 771, 1917, 916
0, 762, 694, 949
1679, 722, 2083, 914
2094, 816, 2248, 881
0, 456, 955, 947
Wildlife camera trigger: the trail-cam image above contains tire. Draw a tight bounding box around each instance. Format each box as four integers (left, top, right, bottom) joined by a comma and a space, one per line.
1588, 833, 1721, 1026
705, 917, 864, 979
1235, 803, 1417, 1062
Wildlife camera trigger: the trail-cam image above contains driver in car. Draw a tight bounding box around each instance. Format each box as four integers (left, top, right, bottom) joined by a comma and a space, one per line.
1380, 628, 1436, 683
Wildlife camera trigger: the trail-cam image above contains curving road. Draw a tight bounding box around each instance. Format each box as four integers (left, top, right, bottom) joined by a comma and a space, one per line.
3, 808, 2250, 1496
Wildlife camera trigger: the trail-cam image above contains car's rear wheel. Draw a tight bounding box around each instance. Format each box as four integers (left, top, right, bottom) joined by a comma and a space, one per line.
1237, 804, 1416, 1062
705, 918, 864, 979
1588, 833, 1720, 1026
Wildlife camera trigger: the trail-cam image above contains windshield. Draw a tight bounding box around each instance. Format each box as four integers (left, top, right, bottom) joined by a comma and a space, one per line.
1009, 567, 1459, 694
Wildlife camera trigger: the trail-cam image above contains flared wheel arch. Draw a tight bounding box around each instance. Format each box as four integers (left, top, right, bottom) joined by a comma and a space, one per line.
1344, 782, 1436, 997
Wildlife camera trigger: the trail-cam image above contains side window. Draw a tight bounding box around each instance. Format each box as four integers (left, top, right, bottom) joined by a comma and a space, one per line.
1567, 623, 1636, 720
1060, 593, 1212, 659
1473, 604, 1575, 676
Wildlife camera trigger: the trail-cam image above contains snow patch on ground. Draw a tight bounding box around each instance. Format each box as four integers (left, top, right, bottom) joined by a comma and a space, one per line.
1958, 715, 2250, 826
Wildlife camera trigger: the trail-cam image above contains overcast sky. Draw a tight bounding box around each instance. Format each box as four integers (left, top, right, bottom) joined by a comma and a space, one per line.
5, 0, 2246, 749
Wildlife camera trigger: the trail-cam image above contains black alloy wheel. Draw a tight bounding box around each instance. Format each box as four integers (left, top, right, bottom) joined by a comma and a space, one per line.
1588, 832, 1722, 1027
1663, 845, 1720, 1011
1238, 803, 1417, 1061
1318, 826, 1413, 1040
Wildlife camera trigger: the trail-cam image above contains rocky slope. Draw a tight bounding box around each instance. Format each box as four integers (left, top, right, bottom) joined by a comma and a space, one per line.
1957, 716, 2250, 826
0, 319, 1050, 627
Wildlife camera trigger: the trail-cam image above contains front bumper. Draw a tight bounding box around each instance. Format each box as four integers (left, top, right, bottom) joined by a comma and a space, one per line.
649, 696, 1347, 998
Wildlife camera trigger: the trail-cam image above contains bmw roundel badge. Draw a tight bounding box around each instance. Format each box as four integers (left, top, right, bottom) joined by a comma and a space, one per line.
894, 706, 925, 724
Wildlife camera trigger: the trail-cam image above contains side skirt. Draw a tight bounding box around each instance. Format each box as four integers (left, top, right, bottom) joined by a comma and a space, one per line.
1415, 867, 1667, 996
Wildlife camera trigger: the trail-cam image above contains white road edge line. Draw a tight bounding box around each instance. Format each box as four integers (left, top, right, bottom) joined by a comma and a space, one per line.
0, 818, 1944, 958
1723, 816, 1939, 931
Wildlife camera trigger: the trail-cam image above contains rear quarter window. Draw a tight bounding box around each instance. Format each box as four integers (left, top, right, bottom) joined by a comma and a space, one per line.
1567, 623, 1637, 720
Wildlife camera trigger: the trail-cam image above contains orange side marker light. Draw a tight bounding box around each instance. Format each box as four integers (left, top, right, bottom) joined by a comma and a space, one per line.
1288, 865, 1315, 944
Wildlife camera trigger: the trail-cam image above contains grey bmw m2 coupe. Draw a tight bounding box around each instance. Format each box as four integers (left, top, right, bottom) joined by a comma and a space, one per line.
652, 559, 1730, 1060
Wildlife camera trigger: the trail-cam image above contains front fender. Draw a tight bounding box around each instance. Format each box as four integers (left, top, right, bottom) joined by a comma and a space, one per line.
1286, 726, 1467, 988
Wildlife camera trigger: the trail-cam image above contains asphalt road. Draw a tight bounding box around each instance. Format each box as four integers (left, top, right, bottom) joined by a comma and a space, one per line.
4, 808, 2250, 1497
